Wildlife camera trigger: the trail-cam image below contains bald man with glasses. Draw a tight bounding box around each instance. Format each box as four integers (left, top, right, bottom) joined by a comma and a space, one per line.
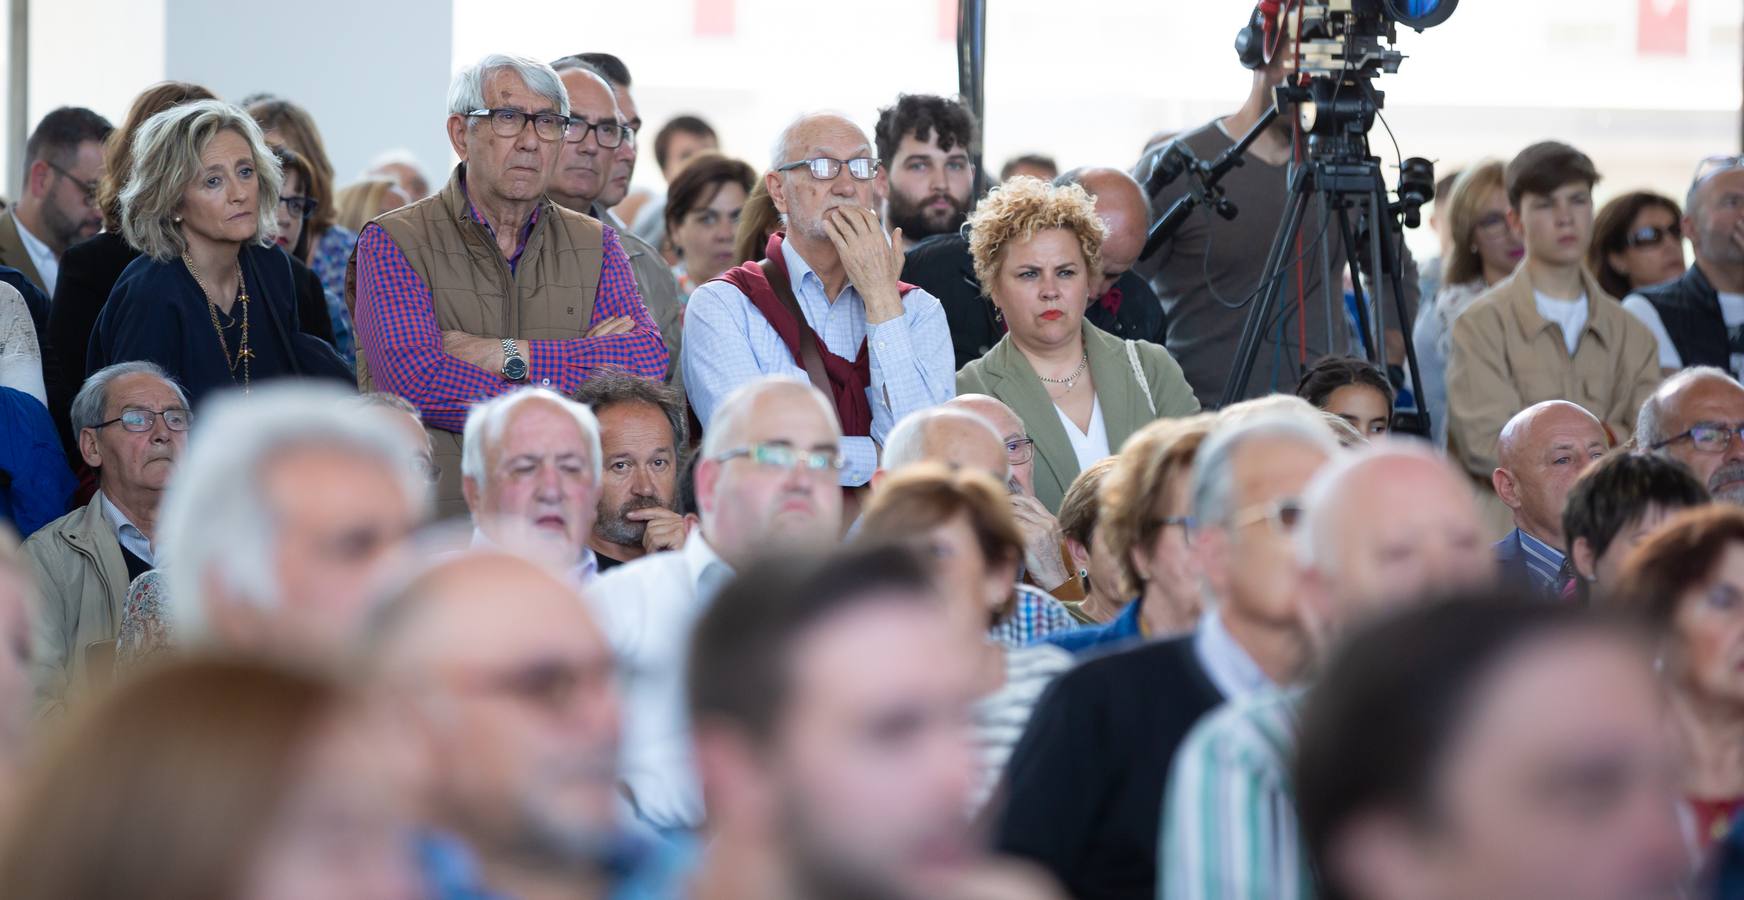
682, 112, 955, 492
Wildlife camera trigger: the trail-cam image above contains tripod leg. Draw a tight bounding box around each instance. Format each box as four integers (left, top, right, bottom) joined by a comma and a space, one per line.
1333, 203, 1375, 361
1370, 174, 1430, 435
1222, 165, 1314, 406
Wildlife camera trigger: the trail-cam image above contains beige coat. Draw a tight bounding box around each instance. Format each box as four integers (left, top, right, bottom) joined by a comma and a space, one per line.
1446, 264, 1661, 483
22, 496, 129, 709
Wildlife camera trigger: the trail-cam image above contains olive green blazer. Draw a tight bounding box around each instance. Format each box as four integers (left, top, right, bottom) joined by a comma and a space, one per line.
957, 322, 1199, 512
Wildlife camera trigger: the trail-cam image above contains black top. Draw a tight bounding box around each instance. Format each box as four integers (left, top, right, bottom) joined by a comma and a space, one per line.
596, 551, 626, 573
87, 242, 351, 408
900, 233, 1167, 371
992, 633, 1224, 900
1635, 262, 1732, 375
47, 233, 337, 462
118, 543, 151, 583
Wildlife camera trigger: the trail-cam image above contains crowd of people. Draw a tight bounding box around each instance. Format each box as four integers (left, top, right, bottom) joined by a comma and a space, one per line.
0, 6, 1742, 897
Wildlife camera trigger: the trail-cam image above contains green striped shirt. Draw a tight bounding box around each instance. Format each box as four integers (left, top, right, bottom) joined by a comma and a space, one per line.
1158, 685, 1312, 900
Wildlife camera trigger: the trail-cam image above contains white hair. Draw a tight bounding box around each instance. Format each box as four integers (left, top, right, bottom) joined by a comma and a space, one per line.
460, 388, 603, 487
882, 407, 1006, 473
767, 111, 870, 171
1636, 366, 1739, 450
159, 384, 431, 645
70, 361, 188, 433
447, 53, 569, 118
1291, 438, 1447, 571
361, 147, 426, 180
1190, 412, 1339, 530
698, 376, 839, 459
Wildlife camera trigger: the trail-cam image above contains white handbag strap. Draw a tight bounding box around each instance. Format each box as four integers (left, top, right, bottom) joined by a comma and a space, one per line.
1126, 339, 1157, 418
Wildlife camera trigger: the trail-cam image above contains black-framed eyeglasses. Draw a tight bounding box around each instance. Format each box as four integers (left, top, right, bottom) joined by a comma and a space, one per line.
1651, 422, 1744, 454
464, 107, 570, 142
94, 407, 192, 433
1625, 224, 1682, 248
564, 117, 626, 148
1004, 436, 1036, 465
278, 194, 319, 219
714, 442, 845, 474
44, 160, 98, 205
776, 157, 881, 182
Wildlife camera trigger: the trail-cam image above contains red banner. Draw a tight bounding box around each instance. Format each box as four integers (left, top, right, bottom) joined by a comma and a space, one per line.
1638, 0, 1688, 57
695, 0, 734, 36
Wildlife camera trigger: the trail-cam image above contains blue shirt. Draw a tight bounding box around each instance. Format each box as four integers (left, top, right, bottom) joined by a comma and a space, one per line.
1497, 526, 1566, 595
1049, 595, 1144, 655
418, 829, 693, 900
682, 237, 956, 486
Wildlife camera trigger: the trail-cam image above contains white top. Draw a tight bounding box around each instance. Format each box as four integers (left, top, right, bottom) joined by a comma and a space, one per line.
11, 211, 57, 297
1623, 290, 1744, 378
468, 527, 598, 587
586, 532, 732, 830
0, 283, 44, 405
98, 491, 153, 566
1194, 610, 1276, 700
1533, 291, 1589, 356
972, 642, 1074, 812
1053, 395, 1111, 472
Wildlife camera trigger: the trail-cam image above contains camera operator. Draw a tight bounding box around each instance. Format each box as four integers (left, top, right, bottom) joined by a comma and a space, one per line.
1132, 2, 1419, 408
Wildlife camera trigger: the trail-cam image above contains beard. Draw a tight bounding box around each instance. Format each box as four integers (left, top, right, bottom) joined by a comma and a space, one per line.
594, 494, 670, 545
886, 189, 968, 241
1710, 463, 1744, 504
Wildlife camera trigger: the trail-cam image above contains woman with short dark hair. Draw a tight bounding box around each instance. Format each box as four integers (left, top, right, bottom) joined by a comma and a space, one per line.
663, 151, 757, 305
1590, 191, 1686, 301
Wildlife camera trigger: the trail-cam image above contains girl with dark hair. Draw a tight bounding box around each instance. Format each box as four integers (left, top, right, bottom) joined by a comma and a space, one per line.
1295, 355, 1395, 437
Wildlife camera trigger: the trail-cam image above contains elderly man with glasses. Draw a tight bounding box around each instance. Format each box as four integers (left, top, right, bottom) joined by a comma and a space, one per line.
682, 112, 955, 498
1639, 365, 1744, 505
23, 361, 189, 707
590, 376, 846, 832
349, 53, 668, 519
1623, 155, 1744, 381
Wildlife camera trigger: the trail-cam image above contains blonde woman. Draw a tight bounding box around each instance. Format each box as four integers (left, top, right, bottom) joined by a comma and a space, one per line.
332, 178, 409, 235
957, 177, 1199, 512
88, 100, 349, 405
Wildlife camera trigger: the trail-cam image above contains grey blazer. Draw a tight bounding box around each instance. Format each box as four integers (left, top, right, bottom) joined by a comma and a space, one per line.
957, 322, 1199, 511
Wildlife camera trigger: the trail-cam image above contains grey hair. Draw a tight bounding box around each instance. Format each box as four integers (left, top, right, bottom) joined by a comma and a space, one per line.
70, 361, 188, 433
1637, 365, 1740, 450
1190, 413, 1339, 530
354, 390, 422, 420
572, 367, 687, 449
699, 376, 839, 459
460, 388, 602, 487
768, 111, 869, 171
447, 54, 569, 118
882, 407, 1006, 473
159, 383, 431, 646
1291, 438, 1445, 571
120, 99, 283, 262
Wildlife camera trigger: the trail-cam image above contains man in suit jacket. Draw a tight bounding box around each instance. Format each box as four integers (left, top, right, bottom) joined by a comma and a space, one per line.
1492, 400, 1610, 599
0, 107, 112, 297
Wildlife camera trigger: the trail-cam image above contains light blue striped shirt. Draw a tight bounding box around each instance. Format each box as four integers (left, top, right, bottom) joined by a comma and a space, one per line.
681, 238, 957, 486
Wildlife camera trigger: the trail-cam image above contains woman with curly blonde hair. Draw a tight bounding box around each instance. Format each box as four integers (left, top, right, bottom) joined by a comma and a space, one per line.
956, 177, 1199, 511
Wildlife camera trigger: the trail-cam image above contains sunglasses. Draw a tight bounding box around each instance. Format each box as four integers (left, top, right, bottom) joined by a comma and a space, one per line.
1624, 223, 1682, 249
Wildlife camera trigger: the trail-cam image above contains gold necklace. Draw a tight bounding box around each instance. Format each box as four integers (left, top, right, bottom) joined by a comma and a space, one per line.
1036, 352, 1089, 392
184, 253, 253, 393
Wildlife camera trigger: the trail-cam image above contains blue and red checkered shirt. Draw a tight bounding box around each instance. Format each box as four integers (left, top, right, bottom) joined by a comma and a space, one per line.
352, 200, 668, 433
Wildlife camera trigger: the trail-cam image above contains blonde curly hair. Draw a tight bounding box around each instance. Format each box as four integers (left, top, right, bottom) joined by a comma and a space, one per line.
966, 176, 1107, 299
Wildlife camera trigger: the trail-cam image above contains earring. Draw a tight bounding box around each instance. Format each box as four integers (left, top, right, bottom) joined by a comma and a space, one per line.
172, 215, 182, 223
1078, 568, 1089, 580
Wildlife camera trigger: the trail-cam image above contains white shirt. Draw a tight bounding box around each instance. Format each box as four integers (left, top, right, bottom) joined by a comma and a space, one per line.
468, 527, 598, 586
98, 491, 153, 566
972, 642, 1074, 811
1053, 395, 1110, 472
587, 532, 732, 830
1194, 610, 1275, 701
11, 211, 57, 296
1623, 290, 1744, 377
1533, 290, 1589, 356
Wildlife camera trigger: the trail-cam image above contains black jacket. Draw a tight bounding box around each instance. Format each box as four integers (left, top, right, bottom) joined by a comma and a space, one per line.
901, 233, 1167, 371
1634, 263, 1731, 373
992, 633, 1223, 900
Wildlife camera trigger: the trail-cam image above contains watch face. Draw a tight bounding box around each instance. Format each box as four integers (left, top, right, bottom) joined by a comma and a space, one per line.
504, 356, 529, 381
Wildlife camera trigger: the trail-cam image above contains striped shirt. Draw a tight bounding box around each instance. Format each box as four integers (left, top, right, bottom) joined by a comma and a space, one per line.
1160, 685, 1311, 900
974, 642, 1075, 811
990, 584, 1080, 648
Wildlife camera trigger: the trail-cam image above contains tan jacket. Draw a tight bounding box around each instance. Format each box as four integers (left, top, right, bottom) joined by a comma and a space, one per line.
0, 206, 46, 293
22, 496, 129, 709
348, 164, 606, 517
1446, 265, 1661, 481
956, 322, 1200, 512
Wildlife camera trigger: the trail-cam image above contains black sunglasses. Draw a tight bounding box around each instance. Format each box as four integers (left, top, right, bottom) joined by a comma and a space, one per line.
1624, 224, 1681, 248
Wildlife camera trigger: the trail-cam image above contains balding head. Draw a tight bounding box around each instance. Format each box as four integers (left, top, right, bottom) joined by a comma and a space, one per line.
1494, 401, 1609, 545
696, 377, 845, 568
1057, 167, 1149, 298
367, 550, 622, 867
1638, 367, 1744, 503
1296, 442, 1490, 647
879, 408, 1009, 486
945, 393, 1031, 495
549, 67, 622, 210
768, 113, 882, 247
